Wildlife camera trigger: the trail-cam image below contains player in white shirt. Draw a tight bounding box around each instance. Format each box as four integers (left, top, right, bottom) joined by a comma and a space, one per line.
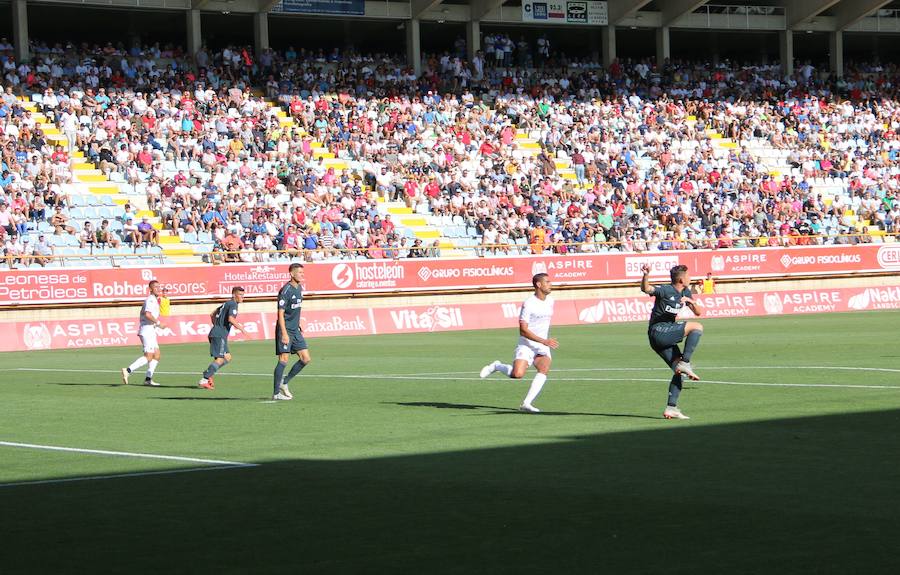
479, 273, 559, 412
120, 280, 166, 386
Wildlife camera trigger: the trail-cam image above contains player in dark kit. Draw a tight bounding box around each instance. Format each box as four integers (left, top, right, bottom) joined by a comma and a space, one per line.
640, 264, 704, 420
199, 286, 246, 389
272, 263, 311, 401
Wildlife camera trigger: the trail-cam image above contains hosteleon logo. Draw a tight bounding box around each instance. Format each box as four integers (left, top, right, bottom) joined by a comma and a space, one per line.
877, 245, 900, 269
331, 264, 354, 289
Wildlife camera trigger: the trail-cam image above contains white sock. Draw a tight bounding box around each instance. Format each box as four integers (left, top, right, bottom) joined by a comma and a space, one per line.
497, 363, 513, 377
523, 373, 547, 406
127, 357, 148, 372
146, 359, 158, 379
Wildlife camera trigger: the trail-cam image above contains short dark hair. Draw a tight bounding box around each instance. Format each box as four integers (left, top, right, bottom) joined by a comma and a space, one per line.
288, 262, 304, 273
148, 280, 159, 289
670, 265, 689, 283
232, 286, 245, 295
532, 272, 549, 288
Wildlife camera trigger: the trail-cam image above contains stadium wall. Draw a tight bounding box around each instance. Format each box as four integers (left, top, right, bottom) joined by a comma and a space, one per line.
2, 274, 900, 352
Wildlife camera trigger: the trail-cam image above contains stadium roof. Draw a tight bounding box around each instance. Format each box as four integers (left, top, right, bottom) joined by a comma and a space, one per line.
18, 0, 900, 33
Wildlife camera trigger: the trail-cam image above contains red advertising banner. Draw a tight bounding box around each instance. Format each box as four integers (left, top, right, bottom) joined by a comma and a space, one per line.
2, 244, 899, 306
3, 283, 900, 352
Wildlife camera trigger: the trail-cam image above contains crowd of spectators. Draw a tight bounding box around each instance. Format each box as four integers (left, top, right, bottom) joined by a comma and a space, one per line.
2, 36, 900, 267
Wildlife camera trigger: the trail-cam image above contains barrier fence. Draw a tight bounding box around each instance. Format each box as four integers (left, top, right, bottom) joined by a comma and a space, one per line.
4, 283, 899, 352
2, 244, 899, 306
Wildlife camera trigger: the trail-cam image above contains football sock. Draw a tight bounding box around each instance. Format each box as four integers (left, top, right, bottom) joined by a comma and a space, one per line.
682, 330, 703, 362
496, 363, 513, 377
203, 360, 227, 379
127, 357, 148, 373
523, 373, 547, 406
667, 373, 683, 407
284, 360, 307, 384
273, 360, 288, 394
145, 360, 158, 380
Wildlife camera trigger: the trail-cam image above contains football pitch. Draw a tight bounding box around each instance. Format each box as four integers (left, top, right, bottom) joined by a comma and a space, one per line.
3, 310, 900, 573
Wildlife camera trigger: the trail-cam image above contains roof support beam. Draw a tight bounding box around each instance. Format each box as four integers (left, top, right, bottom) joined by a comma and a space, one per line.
660, 0, 708, 27
471, 0, 506, 21
411, 0, 445, 19
833, 0, 893, 30
786, 0, 841, 29
608, 0, 653, 25
192, 0, 210, 9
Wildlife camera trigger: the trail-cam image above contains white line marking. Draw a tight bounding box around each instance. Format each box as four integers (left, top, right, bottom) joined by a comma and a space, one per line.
0, 464, 254, 488
368, 307, 377, 335
0, 441, 257, 467
6, 367, 900, 391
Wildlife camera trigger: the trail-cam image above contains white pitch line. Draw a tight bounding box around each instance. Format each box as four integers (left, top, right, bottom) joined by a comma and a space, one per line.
0, 464, 254, 489
0, 441, 257, 467
6, 367, 900, 390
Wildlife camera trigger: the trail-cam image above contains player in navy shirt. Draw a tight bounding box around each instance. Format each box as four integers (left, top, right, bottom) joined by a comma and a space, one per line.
273, 263, 311, 400
198, 287, 246, 389
640, 264, 704, 420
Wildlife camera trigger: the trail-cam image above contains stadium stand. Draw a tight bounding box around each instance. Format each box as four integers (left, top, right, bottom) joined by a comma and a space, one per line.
2, 29, 900, 267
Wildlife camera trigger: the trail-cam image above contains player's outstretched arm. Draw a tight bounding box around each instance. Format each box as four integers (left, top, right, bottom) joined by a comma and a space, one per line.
519, 320, 559, 349
640, 263, 655, 295
682, 297, 703, 317
229, 316, 246, 333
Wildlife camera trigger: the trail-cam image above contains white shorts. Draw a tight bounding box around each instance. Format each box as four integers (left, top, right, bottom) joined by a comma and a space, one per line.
139, 325, 159, 353
514, 342, 551, 366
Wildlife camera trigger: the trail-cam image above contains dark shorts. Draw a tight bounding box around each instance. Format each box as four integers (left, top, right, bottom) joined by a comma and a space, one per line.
209, 336, 229, 358
276, 330, 307, 355
648, 322, 686, 351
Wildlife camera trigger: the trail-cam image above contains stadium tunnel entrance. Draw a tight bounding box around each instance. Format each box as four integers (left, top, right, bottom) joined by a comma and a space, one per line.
26, 5, 186, 51
268, 16, 407, 56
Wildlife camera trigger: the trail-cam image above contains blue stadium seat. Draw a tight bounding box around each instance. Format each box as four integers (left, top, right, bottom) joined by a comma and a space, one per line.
71, 196, 87, 207
182, 232, 198, 244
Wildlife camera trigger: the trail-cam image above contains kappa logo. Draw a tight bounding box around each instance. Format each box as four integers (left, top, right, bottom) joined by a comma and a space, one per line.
331, 264, 354, 289
763, 293, 784, 315
23, 323, 52, 350
418, 267, 432, 282
779, 254, 792, 269
710, 255, 725, 272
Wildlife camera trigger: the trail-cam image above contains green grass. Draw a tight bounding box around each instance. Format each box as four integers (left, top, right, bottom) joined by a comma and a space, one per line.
3, 311, 900, 573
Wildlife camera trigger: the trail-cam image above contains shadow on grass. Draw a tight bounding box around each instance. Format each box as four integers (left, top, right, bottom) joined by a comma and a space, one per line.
3, 409, 900, 574
388, 401, 660, 419
42, 382, 200, 390
153, 397, 246, 401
